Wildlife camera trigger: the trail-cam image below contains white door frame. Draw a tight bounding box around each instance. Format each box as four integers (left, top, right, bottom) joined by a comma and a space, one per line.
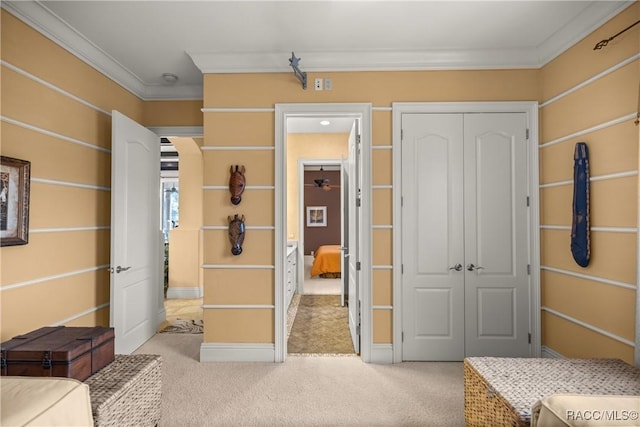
275, 103, 372, 363
391, 102, 541, 363
297, 158, 343, 299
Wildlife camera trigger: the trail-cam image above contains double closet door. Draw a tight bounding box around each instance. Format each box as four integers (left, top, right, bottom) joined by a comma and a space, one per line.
401, 113, 530, 361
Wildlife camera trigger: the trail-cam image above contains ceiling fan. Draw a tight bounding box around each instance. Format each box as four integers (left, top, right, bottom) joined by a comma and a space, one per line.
304, 166, 340, 191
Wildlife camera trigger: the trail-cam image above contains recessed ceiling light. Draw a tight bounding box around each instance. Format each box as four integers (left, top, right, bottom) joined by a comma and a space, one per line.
320, 120, 331, 126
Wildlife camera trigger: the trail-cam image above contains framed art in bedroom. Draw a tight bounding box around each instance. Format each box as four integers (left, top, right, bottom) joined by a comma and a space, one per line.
306, 206, 327, 227
0, 156, 31, 246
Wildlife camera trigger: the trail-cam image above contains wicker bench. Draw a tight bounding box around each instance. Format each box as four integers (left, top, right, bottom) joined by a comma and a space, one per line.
464, 357, 640, 427
85, 354, 162, 427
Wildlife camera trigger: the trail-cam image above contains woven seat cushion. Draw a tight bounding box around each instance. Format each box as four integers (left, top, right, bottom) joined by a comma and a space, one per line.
465, 357, 640, 424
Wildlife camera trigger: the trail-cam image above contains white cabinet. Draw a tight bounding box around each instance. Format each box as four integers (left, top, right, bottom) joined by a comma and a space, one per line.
286, 242, 298, 308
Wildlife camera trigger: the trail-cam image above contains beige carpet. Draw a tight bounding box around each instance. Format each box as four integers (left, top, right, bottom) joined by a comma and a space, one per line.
134, 333, 465, 426
288, 295, 355, 355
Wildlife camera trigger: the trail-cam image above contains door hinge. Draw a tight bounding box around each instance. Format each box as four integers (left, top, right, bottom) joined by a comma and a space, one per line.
402, 331, 404, 342
526, 196, 530, 207
356, 134, 361, 145
356, 324, 361, 335
356, 198, 361, 208
356, 261, 361, 271
401, 264, 404, 274
528, 333, 531, 344
401, 129, 403, 141
526, 128, 530, 140
527, 264, 531, 275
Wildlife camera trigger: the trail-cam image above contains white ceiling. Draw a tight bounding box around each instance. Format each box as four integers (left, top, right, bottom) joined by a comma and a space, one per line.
3, 1, 632, 102
287, 117, 356, 134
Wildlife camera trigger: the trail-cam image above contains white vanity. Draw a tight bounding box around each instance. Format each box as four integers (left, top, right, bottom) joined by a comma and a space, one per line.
286, 241, 298, 308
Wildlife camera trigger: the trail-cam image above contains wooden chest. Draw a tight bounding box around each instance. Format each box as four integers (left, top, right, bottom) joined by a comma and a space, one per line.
1, 326, 115, 381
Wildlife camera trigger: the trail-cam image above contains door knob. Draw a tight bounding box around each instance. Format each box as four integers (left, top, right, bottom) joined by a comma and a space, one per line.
449, 263, 463, 271
466, 263, 485, 271
115, 266, 132, 273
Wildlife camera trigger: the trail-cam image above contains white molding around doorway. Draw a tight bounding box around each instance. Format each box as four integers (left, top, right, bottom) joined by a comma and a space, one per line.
275, 103, 372, 363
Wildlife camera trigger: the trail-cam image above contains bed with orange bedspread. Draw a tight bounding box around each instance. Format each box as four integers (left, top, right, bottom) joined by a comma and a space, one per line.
310, 245, 342, 278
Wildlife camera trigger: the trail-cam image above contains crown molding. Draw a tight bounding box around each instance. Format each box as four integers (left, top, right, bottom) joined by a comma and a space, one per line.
188, 47, 540, 74
3, 0, 633, 99
2, 1, 202, 100
535, 1, 634, 65
188, 1, 634, 74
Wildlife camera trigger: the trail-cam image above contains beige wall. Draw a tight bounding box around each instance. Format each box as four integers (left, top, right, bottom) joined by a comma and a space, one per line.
538, 3, 639, 364
286, 133, 349, 240
202, 68, 538, 347
0, 10, 202, 341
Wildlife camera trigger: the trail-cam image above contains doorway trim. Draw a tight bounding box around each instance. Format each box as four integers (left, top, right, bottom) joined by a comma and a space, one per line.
275, 103, 372, 363
391, 102, 540, 363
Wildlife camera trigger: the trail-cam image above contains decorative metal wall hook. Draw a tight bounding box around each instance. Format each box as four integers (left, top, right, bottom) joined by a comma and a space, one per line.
593, 19, 640, 50
289, 52, 307, 90
229, 165, 246, 205
228, 214, 245, 256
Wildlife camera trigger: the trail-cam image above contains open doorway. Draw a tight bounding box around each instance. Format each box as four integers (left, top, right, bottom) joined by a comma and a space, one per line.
110, 119, 203, 353
277, 104, 369, 360
160, 138, 179, 297
156, 135, 204, 333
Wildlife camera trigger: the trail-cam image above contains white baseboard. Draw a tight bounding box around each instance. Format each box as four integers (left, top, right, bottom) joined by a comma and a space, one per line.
200, 343, 275, 362
541, 346, 565, 359
370, 344, 394, 363
166, 287, 203, 299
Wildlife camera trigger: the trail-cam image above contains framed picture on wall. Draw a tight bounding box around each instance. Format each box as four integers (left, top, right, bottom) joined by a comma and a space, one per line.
306, 206, 327, 227
1, 156, 31, 246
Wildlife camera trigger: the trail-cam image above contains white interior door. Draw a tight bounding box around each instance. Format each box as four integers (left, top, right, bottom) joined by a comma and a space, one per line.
401, 112, 530, 361
110, 110, 161, 354
340, 156, 349, 307
347, 121, 361, 354
463, 113, 530, 357
401, 114, 465, 361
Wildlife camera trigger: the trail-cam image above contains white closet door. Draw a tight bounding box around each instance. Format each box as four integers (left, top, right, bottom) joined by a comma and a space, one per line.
401, 112, 530, 361
463, 113, 530, 357
401, 113, 465, 361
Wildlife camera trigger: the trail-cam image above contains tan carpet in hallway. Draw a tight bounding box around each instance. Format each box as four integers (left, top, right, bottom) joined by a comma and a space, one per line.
287, 295, 355, 355
134, 333, 465, 426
